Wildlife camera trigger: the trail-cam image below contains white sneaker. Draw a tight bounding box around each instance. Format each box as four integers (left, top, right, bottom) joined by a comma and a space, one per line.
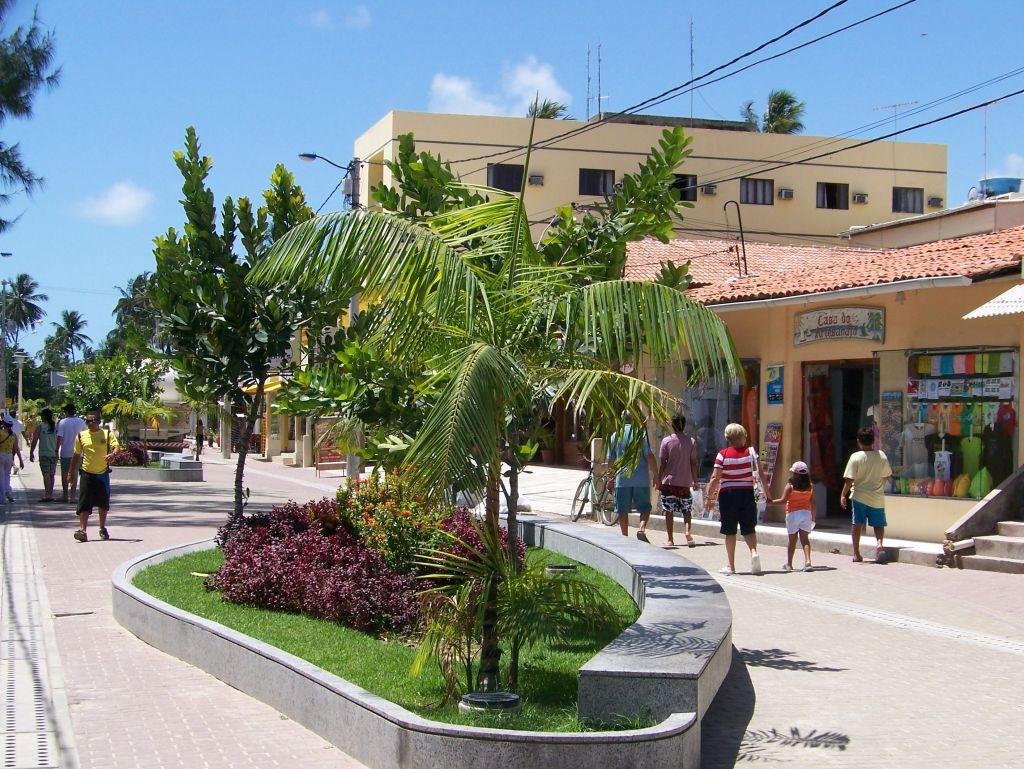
750, 553, 762, 575
781, 564, 793, 572
718, 566, 735, 576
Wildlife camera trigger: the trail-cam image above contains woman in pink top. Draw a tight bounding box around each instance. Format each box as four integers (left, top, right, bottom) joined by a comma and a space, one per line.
654, 413, 698, 548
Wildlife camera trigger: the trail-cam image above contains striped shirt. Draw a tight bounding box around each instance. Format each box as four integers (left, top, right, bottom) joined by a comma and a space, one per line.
714, 446, 757, 490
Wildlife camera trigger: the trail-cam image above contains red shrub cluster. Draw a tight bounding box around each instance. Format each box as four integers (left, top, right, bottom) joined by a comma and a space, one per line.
212, 500, 419, 634
440, 507, 525, 566
106, 445, 148, 466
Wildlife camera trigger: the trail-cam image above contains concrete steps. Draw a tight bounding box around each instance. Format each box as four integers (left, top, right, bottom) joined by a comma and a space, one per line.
997, 520, 1024, 537
957, 554, 1024, 574
973, 534, 1024, 560
957, 520, 1024, 573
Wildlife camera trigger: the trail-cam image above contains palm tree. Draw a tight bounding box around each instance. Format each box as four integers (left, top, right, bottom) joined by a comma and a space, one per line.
740, 89, 806, 134
0, 1, 62, 233
526, 99, 570, 120
50, 309, 91, 364
103, 396, 173, 444
3, 272, 47, 348
251, 130, 739, 692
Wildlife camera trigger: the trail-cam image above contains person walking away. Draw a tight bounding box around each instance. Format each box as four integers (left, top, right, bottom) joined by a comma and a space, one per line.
55, 403, 87, 503
606, 415, 658, 538
194, 418, 205, 459
70, 411, 119, 542
706, 423, 766, 575
2, 410, 24, 475
0, 421, 25, 503
841, 427, 892, 563
28, 408, 59, 502
654, 413, 698, 547
771, 461, 816, 571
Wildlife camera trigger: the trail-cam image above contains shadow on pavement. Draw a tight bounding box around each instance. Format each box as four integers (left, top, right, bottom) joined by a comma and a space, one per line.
739, 647, 846, 673
701, 647, 754, 768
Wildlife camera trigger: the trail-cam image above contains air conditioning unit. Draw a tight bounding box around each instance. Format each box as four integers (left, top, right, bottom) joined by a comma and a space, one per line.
778, 187, 794, 200
528, 174, 544, 186
928, 195, 944, 208
852, 192, 869, 204
701, 184, 717, 196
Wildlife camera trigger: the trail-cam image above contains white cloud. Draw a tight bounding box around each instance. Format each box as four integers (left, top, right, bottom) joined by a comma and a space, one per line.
428, 74, 506, 116
345, 4, 371, 29
74, 181, 154, 226
310, 9, 331, 28
991, 152, 1024, 178
428, 57, 572, 117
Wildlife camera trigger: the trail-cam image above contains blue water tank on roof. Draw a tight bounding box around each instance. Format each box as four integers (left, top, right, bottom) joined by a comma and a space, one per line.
979, 177, 1022, 197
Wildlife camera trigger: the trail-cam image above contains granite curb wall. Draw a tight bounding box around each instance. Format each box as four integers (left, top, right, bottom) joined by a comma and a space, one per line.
110, 466, 204, 482
113, 519, 733, 769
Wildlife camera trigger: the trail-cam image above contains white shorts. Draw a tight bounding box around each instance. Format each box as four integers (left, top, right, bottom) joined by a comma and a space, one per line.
785, 509, 815, 535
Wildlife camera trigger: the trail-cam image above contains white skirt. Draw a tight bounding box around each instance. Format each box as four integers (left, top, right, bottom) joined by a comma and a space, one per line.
785, 509, 815, 535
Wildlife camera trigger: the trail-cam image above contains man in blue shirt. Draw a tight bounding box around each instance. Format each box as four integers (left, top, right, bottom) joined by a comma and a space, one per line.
607, 417, 658, 538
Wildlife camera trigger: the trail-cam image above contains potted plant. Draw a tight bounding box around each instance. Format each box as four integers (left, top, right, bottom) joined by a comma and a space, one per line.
529, 422, 556, 463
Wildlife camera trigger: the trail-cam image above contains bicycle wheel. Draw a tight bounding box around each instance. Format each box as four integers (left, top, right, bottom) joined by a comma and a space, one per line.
570, 476, 592, 522
598, 480, 619, 526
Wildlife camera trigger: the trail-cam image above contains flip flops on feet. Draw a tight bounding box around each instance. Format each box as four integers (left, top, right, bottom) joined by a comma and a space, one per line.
852, 554, 864, 562
636, 531, 649, 542
73, 530, 87, 543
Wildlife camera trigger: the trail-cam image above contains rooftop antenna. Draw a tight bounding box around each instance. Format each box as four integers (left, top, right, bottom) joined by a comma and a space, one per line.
597, 42, 603, 120
873, 101, 918, 179
586, 45, 591, 121
689, 19, 694, 124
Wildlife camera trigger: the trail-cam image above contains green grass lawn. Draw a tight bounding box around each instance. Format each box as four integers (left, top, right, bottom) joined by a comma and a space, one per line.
133, 547, 640, 732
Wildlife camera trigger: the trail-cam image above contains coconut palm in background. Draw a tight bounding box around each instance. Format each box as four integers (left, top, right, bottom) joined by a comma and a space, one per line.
741, 88, 806, 134
102, 395, 173, 445
2, 272, 46, 348
50, 309, 91, 363
526, 98, 571, 120
251, 124, 739, 693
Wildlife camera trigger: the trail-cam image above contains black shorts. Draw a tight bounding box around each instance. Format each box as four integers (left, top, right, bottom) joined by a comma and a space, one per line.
718, 488, 757, 536
78, 471, 110, 513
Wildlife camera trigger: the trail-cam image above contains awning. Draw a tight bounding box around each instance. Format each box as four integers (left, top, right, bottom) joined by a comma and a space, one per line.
964, 283, 1024, 319
241, 375, 287, 396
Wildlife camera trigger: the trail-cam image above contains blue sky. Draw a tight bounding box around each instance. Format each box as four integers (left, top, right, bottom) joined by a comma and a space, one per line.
3, 0, 1023, 354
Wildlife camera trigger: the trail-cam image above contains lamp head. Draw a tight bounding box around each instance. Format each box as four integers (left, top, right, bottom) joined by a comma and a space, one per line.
298, 153, 318, 162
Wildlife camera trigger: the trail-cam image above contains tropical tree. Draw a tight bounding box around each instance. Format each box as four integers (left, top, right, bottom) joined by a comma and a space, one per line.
526, 99, 571, 120
102, 395, 174, 443
741, 89, 806, 134
3, 272, 46, 347
50, 309, 90, 363
251, 123, 739, 693
62, 353, 165, 415
0, 0, 60, 233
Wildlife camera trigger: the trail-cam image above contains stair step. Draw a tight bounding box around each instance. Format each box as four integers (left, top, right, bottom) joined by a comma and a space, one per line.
973, 535, 1024, 559
957, 555, 1024, 574
996, 520, 1024, 537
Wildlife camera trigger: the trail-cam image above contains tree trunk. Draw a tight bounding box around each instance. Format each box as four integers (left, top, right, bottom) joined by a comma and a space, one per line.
508, 635, 522, 692
231, 383, 264, 524
476, 465, 502, 692
505, 454, 520, 565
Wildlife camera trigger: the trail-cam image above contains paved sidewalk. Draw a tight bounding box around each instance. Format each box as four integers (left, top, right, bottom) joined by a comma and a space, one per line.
5, 456, 1023, 768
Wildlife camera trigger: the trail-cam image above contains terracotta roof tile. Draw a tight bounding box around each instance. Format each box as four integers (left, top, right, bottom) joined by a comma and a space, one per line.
625, 226, 1024, 305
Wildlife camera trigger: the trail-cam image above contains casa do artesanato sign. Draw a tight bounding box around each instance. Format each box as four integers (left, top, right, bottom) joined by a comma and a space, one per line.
793, 306, 885, 347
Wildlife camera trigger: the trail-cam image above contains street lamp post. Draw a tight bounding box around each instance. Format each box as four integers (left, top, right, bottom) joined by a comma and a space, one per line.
13, 353, 27, 417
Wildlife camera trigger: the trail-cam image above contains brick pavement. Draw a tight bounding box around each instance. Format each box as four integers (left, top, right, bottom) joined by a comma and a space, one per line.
10, 456, 1024, 768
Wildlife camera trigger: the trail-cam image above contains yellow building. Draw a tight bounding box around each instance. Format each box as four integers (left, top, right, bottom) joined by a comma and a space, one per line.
355, 111, 948, 244
627, 227, 1024, 543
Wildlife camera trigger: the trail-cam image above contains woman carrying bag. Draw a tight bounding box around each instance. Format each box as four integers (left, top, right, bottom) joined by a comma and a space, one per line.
706, 423, 767, 576
0, 420, 25, 503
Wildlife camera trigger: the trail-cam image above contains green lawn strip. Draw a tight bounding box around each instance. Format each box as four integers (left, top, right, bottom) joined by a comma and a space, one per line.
133, 547, 640, 732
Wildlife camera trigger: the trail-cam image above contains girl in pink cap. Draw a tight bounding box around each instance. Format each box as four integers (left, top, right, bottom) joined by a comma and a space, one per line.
771, 461, 816, 572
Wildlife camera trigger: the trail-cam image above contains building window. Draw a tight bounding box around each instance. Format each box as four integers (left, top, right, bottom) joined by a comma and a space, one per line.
816, 182, 849, 210
893, 186, 924, 213
579, 168, 615, 196
673, 174, 698, 202
740, 177, 774, 205
487, 163, 524, 192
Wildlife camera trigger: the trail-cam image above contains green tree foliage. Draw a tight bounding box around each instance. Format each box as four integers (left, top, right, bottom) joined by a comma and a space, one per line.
50, 309, 90, 364
151, 127, 342, 521
3, 272, 46, 347
102, 271, 165, 356
63, 353, 165, 415
0, 0, 60, 233
251, 123, 739, 692
741, 89, 806, 134
654, 259, 692, 291
102, 395, 174, 442
526, 99, 571, 119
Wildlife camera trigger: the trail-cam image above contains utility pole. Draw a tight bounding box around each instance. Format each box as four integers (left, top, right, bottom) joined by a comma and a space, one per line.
0, 278, 8, 414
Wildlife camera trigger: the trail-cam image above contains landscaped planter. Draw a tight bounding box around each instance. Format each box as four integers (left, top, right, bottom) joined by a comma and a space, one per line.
110, 466, 203, 482
113, 519, 733, 769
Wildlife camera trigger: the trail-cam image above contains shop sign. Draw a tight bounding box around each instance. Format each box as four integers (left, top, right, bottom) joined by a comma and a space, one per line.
793, 306, 885, 346
766, 364, 784, 405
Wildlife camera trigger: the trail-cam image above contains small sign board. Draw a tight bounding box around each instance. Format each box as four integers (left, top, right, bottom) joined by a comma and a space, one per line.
766, 364, 784, 404
793, 306, 885, 346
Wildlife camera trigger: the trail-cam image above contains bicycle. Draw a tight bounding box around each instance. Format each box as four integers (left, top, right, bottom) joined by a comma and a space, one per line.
570, 459, 618, 525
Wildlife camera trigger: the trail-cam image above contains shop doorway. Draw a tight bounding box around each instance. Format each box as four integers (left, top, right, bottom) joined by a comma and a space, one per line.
804, 360, 879, 516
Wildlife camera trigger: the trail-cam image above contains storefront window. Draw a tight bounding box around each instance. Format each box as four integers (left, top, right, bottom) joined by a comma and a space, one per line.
682, 361, 760, 481
888, 348, 1017, 498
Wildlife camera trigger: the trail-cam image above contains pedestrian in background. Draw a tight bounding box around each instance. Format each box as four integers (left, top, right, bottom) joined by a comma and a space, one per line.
194, 418, 205, 459
606, 414, 657, 538
55, 403, 87, 503
841, 427, 892, 564
70, 410, 119, 542
771, 461, 815, 571
0, 420, 25, 503
655, 413, 698, 547
706, 423, 765, 576
29, 407, 59, 502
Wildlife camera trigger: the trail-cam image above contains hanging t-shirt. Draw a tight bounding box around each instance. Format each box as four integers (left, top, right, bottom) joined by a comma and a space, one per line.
1000, 352, 1014, 374
960, 402, 974, 438
984, 402, 1000, 430
982, 424, 1013, 486
930, 356, 942, 376
973, 402, 987, 431
918, 356, 932, 375
918, 402, 929, 424
997, 401, 1017, 437
939, 355, 955, 375
953, 354, 967, 374
928, 403, 942, 426
946, 403, 963, 436
960, 436, 982, 478
987, 354, 1002, 376
965, 353, 976, 374
901, 423, 936, 471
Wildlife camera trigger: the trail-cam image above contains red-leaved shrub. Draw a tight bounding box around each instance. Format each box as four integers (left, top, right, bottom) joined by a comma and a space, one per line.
107, 445, 148, 466
439, 507, 525, 566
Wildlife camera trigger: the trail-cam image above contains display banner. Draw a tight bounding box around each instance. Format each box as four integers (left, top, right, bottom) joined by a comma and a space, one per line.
793, 306, 885, 346
766, 364, 784, 404
761, 422, 783, 489
878, 391, 903, 465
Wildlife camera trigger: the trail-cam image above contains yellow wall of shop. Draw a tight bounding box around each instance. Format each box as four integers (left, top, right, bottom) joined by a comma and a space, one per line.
657, 277, 1022, 542
355, 111, 947, 243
